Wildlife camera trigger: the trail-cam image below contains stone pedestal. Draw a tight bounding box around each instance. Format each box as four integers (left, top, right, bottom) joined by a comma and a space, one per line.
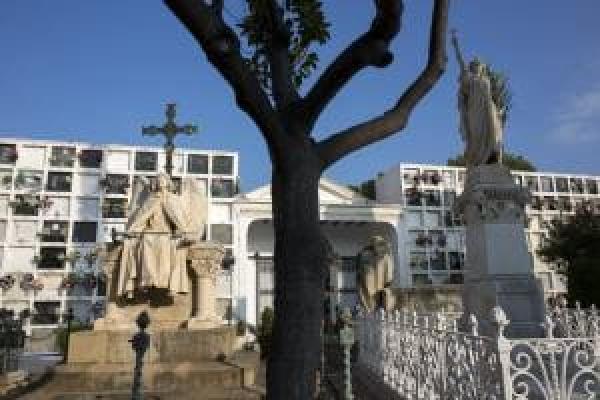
56, 326, 260, 395
68, 327, 237, 364
187, 242, 225, 330
456, 165, 544, 337
56, 240, 261, 395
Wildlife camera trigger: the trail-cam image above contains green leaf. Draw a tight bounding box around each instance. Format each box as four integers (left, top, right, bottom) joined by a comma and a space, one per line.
238, 0, 330, 92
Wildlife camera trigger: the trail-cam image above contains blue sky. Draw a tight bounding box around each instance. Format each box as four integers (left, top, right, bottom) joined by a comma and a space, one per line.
1, 1, 599, 191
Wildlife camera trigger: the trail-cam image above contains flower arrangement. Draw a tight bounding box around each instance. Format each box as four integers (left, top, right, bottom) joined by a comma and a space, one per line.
415, 233, 431, 247
60, 272, 80, 289
39, 196, 53, 209
1, 175, 12, 187
82, 273, 97, 289
437, 235, 447, 247
0, 274, 16, 290
99, 175, 130, 193
91, 300, 104, 316
20, 273, 43, 291
4, 146, 18, 162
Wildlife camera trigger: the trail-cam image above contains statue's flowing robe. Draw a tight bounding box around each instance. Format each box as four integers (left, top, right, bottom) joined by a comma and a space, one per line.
358, 248, 394, 312
118, 190, 191, 296
458, 70, 503, 166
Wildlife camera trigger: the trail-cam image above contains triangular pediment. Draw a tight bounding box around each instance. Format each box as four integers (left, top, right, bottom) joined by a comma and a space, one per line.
240, 177, 369, 205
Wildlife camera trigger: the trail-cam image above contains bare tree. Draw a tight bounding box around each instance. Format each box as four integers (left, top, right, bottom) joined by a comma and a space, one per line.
163, 1, 449, 398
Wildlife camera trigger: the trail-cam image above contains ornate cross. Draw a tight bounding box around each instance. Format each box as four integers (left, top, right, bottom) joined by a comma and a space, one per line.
142, 104, 198, 177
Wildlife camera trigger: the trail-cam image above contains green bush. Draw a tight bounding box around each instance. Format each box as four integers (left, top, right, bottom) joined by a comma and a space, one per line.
55, 321, 92, 355
257, 307, 274, 359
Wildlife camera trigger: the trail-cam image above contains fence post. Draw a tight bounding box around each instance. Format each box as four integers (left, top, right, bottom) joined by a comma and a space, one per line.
468, 314, 479, 337
491, 306, 512, 400
339, 308, 355, 400
129, 311, 150, 400
63, 308, 74, 364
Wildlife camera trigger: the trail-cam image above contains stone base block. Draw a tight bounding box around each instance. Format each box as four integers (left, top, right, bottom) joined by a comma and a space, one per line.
94, 293, 192, 331
393, 285, 463, 312
463, 274, 544, 337
51, 351, 260, 395
187, 317, 224, 330
52, 361, 244, 393
68, 326, 236, 364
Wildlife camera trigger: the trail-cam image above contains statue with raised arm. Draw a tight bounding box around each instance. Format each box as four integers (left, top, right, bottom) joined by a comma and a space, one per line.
452, 30, 503, 167
117, 173, 207, 297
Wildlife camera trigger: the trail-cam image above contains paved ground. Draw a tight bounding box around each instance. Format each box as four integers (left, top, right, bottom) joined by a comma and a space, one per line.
18, 352, 63, 375
19, 387, 264, 400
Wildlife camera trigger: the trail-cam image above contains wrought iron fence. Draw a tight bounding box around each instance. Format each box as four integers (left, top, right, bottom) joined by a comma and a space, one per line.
356, 307, 600, 400
546, 300, 600, 338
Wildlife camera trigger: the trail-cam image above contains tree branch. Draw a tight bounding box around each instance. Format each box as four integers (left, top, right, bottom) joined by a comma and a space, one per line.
164, 0, 285, 151
317, 0, 449, 169
264, 0, 300, 111
300, 0, 404, 132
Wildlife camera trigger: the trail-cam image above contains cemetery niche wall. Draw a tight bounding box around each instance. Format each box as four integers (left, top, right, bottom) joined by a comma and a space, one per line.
0, 138, 240, 344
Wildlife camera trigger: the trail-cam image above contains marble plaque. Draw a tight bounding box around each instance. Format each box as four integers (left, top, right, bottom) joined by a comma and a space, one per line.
76, 174, 100, 196
13, 220, 38, 243
43, 196, 70, 218
8, 247, 35, 272
74, 198, 99, 219
105, 151, 130, 172
17, 146, 46, 169
0, 195, 8, 217
0, 220, 6, 243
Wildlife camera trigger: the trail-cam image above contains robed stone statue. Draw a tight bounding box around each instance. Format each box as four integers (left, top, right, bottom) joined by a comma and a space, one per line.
117, 173, 207, 297
452, 31, 504, 167
357, 236, 395, 312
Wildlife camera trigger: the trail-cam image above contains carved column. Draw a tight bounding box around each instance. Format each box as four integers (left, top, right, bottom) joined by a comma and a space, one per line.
94, 243, 127, 330
187, 243, 225, 330
456, 164, 544, 337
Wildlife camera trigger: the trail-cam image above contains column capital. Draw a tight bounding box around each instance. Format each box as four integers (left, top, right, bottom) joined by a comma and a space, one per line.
187, 242, 226, 278
455, 165, 531, 225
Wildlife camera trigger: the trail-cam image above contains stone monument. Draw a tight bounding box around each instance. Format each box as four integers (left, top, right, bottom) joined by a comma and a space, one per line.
94, 171, 224, 331
357, 236, 395, 312
452, 33, 544, 337
50, 105, 259, 396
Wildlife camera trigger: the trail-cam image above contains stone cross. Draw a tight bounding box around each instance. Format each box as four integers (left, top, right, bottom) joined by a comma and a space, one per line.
142, 104, 198, 177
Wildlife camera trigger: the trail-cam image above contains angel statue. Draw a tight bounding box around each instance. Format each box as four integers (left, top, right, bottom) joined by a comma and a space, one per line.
117, 173, 207, 298
357, 236, 395, 312
452, 30, 504, 167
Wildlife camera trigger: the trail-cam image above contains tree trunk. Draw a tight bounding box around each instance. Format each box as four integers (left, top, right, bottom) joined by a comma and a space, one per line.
266, 147, 328, 400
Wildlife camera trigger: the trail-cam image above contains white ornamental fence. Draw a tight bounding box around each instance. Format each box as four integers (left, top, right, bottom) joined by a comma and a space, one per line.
356, 307, 600, 399
547, 301, 600, 338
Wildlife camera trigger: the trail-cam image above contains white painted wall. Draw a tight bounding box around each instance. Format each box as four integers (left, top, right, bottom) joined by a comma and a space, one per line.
375, 166, 403, 204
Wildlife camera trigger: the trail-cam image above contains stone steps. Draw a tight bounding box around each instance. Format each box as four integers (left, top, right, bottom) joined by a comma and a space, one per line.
21, 386, 264, 400
19, 356, 264, 400
21, 350, 262, 399
51, 360, 249, 393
